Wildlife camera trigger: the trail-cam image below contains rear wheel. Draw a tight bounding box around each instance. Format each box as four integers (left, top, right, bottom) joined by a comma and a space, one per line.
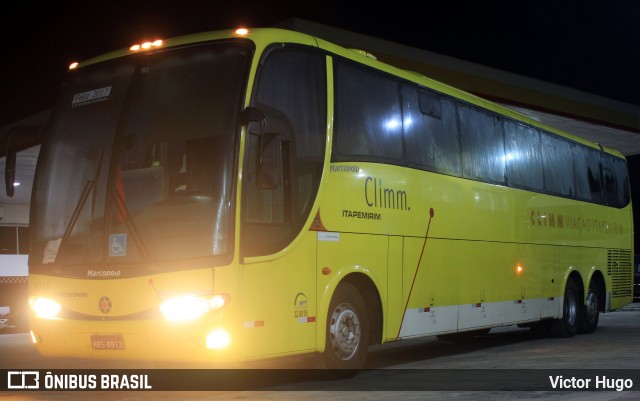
550, 279, 581, 338
320, 282, 370, 370
578, 282, 600, 334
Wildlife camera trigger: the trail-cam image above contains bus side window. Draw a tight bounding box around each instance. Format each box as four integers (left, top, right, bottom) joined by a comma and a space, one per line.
541, 133, 575, 197
504, 120, 543, 191
242, 47, 326, 257
601, 155, 629, 208
601, 156, 617, 206
573, 144, 603, 203
613, 158, 631, 207
333, 62, 402, 162
402, 87, 461, 176
458, 105, 505, 184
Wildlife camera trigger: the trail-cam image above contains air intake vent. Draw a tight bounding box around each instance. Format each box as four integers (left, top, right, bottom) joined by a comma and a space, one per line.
607, 249, 632, 298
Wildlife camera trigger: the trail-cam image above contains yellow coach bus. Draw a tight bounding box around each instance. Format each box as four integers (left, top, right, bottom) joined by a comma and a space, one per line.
22, 27, 632, 369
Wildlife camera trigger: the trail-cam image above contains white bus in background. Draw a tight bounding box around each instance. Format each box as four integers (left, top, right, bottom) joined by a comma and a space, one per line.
0, 110, 47, 332
0, 224, 29, 331
0, 144, 40, 332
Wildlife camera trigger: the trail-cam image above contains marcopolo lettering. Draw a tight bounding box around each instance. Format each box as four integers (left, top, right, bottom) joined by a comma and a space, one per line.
330, 164, 360, 173
87, 270, 122, 278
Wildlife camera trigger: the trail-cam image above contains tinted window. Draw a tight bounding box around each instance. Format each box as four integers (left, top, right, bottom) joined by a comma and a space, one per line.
504, 121, 543, 190
573, 144, 603, 203
458, 105, 505, 183
31, 43, 251, 266
601, 155, 617, 206
613, 158, 630, 207
334, 62, 402, 161
331, 60, 630, 209
601, 155, 631, 207
402, 88, 461, 176
244, 47, 327, 256
542, 133, 575, 196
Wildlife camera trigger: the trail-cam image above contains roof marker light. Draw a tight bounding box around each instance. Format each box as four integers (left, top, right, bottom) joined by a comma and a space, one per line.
234, 28, 249, 36
130, 39, 163, 52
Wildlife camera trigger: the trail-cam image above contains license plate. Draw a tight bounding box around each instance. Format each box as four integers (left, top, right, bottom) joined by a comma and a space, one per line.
91, 334, 125, 350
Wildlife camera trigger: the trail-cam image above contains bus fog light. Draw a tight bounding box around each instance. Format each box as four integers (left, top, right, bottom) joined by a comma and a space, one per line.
29, 297, 61, 319
206, 329, 231, 349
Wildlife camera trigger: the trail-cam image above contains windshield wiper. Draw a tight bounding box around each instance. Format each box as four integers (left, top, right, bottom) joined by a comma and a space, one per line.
56, 178, 96, 262
55, 179, 152, 264
54, 149, 105, 263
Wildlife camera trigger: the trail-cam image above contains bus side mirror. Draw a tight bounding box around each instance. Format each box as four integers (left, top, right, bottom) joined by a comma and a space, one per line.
3, 125, 43, 197
238, 107, 266, 135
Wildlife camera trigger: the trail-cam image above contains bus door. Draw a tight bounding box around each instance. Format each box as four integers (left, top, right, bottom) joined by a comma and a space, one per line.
239, 46, 327, 358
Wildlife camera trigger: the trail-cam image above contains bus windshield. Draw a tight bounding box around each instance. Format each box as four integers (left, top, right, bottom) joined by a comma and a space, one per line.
31, 41, 251, 269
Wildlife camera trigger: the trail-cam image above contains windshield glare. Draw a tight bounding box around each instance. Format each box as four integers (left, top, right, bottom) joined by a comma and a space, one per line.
31, 42, 251, 268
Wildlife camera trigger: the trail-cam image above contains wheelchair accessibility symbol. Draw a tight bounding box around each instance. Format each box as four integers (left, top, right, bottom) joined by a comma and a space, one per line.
109, 234, 127, 257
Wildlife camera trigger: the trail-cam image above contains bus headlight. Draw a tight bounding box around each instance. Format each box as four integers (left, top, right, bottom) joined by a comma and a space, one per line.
159, 294, 229, 322
29, 297, 62, 319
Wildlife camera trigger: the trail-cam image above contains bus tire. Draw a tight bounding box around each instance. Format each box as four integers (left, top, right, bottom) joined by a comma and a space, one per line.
320, 282, 370, 371
578, 281, 600, 334
550, 279, 580, 338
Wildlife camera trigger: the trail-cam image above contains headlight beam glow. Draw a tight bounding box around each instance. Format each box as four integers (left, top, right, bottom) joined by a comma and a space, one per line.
159, 294, 229, 322
30, 297, 62, 319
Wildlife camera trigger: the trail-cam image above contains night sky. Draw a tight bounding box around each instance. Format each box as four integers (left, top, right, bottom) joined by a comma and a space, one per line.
1, 1, 639, 127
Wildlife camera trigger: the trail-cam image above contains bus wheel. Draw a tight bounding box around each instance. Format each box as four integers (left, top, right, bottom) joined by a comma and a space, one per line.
321, 282, 370, 370
578, 282, 600, 334
550, 279, 580, 338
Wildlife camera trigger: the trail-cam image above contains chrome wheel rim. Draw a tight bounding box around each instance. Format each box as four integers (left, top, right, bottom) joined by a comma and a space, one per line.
584, 291, 598, 324
328, 303, 361, 360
